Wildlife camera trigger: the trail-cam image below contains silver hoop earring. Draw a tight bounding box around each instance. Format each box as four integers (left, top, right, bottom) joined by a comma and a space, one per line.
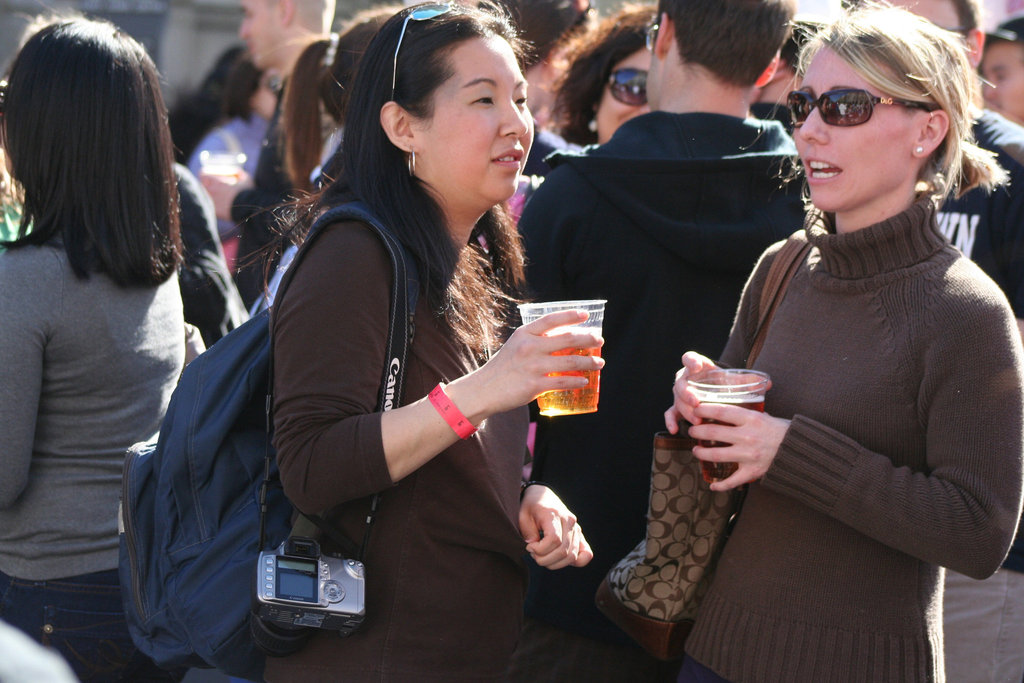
915, 146, 924, 155
408, 149, 416, 177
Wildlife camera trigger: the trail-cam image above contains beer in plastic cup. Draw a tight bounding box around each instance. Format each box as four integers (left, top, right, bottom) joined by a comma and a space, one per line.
517, 299, 606, 416
198, 151, 247, 184
686, 368, 770, 482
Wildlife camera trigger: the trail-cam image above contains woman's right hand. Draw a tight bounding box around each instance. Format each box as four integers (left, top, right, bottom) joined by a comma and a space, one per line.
381, 310, 603, 483
664, 351, 720, 434
446, 309, 605, 419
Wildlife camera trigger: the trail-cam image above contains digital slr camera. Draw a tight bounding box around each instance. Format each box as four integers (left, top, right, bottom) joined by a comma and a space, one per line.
251, 536, 365, 655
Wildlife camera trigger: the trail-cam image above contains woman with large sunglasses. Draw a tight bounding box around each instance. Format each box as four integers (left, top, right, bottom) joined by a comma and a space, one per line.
665, 7, 1024, 682
553, 4, 655, 146
266, 3, 596, 681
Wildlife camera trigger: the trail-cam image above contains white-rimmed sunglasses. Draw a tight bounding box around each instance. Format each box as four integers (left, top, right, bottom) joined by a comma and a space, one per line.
391, 3, 453, 100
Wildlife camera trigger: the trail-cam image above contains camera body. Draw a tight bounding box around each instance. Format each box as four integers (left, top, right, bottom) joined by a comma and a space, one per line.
254, 537, 365, 635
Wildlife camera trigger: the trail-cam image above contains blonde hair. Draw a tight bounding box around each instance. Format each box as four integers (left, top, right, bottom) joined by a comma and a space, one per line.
800, 4, 1005, 199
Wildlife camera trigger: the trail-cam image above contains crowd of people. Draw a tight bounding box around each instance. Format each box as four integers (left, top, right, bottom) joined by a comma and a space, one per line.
2, 0, 1024, 681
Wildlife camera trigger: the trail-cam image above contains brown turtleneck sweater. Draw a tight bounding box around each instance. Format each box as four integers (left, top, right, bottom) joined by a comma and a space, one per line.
685, 201, 1024, 682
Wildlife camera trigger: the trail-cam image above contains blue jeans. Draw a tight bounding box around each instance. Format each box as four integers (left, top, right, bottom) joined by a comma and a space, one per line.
0, 567, 184, 683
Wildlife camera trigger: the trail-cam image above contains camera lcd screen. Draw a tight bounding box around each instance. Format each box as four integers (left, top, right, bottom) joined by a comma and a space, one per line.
276, 557, 318, 602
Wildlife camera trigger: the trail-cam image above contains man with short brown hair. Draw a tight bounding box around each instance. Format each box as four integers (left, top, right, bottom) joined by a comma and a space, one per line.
508, 0, 801, 680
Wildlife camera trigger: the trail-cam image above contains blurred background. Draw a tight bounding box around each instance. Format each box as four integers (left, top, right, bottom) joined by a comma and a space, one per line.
0, 0, 1019, 116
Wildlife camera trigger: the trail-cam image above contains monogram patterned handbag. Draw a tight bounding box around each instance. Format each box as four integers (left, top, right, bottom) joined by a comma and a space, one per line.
595, 432, 736, 659
594, 233, 811, 660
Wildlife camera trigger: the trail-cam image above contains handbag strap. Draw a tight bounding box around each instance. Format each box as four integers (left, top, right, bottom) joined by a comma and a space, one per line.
747, 231, 810, 369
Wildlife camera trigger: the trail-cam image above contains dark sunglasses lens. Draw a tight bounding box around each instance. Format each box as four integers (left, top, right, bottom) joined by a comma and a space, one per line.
610, 69, 646, 106
787, 91, 813, 124
822, 89, 872, 126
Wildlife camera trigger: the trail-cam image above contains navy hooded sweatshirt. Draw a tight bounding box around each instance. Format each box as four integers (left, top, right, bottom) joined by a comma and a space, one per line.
518, 111, 805, 644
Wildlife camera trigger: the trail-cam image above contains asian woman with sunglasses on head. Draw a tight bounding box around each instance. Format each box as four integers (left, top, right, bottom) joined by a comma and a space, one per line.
553, 4, 655, 146
665, 6, 1024, 682
266, 3, 595, 681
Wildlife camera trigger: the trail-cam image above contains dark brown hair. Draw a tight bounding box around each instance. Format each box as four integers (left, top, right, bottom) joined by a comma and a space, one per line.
222, 51, 264, 120
4, 17, 181, 286
658, 0, 795, 87
554, 4, 655, 145
498, 0, 595, 67
281, 6, 398, 191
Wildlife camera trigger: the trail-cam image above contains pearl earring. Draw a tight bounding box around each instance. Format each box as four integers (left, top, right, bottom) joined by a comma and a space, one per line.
915, 146, 924, 155
588, 118, 598, 133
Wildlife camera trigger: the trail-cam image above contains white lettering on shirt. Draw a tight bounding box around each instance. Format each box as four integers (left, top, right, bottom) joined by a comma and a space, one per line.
936, 211, 980, 257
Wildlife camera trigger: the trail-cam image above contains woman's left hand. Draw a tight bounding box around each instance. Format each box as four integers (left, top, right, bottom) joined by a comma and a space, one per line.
519, 484, 593, 570
689, 402, 792, 491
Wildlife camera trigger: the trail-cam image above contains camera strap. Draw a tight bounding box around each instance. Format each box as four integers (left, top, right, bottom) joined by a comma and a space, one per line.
259, 200, 419, 562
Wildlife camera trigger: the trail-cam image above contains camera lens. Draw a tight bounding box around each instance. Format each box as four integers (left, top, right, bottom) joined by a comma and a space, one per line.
249, 612, 313, 657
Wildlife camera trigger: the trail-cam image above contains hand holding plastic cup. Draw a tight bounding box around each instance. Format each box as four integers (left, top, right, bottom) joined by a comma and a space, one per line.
517, 299, 606, 417
686, 368, 770, 483
198, 150, 247, 184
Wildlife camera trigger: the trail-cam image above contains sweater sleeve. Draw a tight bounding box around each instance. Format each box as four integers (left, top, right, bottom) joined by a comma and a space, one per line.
762, 272, 1024, 579
271, 222, 396, 514
0, 249, 57, 507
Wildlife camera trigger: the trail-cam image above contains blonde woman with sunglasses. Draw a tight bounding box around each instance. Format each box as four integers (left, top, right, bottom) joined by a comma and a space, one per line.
665, 6, 1024, 682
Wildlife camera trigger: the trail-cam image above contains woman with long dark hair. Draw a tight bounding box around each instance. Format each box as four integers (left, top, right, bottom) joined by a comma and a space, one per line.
268, 3, 596, 680
0, 16, 184, 682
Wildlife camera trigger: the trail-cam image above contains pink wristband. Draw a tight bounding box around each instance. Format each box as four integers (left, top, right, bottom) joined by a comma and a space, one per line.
428, 383, 477, 439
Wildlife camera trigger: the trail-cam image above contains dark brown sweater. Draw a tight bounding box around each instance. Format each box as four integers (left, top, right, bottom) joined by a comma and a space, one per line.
267, 220, 528, 681
685, 201, 1024, 682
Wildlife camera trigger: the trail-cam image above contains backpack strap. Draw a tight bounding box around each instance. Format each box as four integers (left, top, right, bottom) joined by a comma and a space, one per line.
747, 231, 810, 368
258, 200, 419, 559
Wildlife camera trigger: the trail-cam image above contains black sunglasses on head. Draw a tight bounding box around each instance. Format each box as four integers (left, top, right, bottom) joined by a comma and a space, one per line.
608, 68, 647, 107
787, 88, 937, 127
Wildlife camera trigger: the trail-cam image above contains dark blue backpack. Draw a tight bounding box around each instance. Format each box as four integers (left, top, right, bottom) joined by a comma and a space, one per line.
118, 202, 417, 681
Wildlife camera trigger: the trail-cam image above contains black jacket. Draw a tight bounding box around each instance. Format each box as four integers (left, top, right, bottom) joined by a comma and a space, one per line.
519, 111, 805, 644
230, 100, 293, 308
176, 164, 248, 346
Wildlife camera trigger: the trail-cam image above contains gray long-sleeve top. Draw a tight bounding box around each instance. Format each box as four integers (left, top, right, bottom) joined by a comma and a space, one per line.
0, 242, 183, 580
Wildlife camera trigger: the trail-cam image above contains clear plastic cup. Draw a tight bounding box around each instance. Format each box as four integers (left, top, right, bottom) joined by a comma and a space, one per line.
198, 150, 247, 184
687, 368, 770, 482
518, 299, 606, 416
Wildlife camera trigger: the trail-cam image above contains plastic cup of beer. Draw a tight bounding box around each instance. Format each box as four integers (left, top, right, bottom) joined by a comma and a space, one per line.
517, 299, 606, 417
686, 368, 770, 483
198, 150, 247, 184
